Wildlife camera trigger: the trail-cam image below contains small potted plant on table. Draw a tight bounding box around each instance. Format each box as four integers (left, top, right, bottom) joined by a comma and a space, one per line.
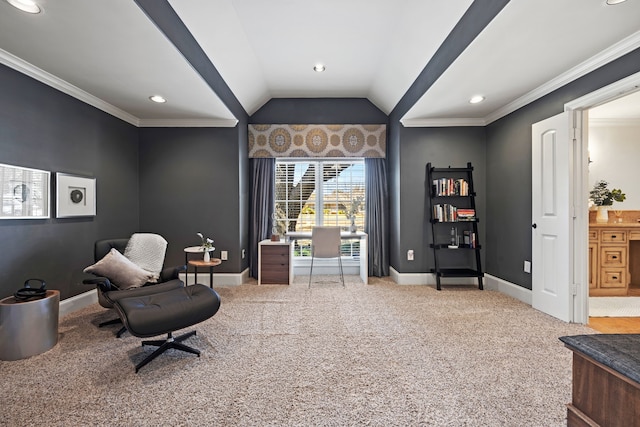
590, 180, 625, 223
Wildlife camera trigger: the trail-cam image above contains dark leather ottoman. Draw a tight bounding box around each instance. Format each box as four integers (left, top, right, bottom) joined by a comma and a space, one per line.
113, 284, 221, 372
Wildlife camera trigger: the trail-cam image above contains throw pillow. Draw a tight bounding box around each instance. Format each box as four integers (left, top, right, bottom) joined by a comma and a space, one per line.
84, 248, 153, 289
123, 233, 167, 282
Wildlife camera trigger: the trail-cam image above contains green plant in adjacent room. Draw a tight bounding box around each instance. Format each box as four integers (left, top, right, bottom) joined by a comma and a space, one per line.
590, 180, 626, 206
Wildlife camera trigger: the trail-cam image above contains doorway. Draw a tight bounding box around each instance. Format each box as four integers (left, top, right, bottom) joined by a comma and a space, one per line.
564, 71, 640, 324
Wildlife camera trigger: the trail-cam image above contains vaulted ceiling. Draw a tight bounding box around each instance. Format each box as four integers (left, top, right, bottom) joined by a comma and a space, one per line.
0, 0, 638, 127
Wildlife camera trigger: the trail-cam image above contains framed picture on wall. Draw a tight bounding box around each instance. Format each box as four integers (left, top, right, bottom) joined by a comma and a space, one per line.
56, 173, 96, 218
0, 163, 51, 219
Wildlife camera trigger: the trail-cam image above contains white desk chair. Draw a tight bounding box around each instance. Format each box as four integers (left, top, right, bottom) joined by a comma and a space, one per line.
309, 226, 344, 287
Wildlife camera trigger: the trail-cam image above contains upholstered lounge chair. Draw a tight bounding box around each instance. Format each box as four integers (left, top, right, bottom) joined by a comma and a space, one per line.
83, 235, 186, 337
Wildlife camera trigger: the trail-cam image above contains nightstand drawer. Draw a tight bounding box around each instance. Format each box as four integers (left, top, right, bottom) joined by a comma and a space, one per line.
261, 245, 289, 256
260, 269, 290, 284
261, 252, 289, 265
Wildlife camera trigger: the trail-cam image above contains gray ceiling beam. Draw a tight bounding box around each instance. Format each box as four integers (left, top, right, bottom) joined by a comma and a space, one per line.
134, 0, 248, 122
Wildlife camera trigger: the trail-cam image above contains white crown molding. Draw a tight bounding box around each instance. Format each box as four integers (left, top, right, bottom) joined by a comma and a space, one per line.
589, 117, 640, 127
401, 117, 487, 127
565, 70, 640, 111
0, 48, 237, 128
138, 118, 238, 127
485, 30, 640, 125
0, 48, 141, 126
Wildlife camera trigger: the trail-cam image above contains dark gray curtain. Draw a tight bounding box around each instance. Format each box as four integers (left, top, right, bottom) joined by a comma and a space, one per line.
365, 158, 389, 277
249, 158, 275, 279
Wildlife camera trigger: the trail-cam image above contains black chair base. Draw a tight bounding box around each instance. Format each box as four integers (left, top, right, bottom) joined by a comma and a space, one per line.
136, 331, 199, 373
98, 317, 127, 338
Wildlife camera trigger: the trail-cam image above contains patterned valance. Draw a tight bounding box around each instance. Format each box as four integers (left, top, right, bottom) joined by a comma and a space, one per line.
248, 124, 386, 158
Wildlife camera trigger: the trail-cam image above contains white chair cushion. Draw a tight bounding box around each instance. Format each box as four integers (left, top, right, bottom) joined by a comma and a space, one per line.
124, 233, 167, 281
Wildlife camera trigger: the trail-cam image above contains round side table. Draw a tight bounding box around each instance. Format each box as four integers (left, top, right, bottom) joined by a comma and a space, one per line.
0, 290, 60, 361
188, 259, 222, 288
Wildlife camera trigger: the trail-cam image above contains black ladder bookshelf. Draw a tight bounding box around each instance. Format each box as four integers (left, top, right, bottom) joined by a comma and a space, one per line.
427, 162, 483, 291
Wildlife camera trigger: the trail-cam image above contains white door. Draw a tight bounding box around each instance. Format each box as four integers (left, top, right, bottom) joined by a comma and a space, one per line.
532, 112, 573, 322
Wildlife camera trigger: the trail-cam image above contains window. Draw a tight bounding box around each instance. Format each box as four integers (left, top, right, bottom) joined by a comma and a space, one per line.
275, 159, 365, 258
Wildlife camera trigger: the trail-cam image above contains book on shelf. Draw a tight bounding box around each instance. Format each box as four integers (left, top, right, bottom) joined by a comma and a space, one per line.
462, 230, 477, 248
432, 204, 457, 222
432, 178, 469, 197
456, 208, 475, 221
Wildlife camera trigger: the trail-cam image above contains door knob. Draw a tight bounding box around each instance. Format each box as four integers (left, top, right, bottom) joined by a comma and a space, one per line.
532, 223, 537, 229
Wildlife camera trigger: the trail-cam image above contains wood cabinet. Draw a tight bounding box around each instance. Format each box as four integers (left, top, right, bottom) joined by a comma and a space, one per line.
561, 334, 640, 427
258, 240, 293, 285
589, 225, 640, 296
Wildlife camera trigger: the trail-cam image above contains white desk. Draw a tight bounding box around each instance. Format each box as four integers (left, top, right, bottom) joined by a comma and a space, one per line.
285, 231, 368, 284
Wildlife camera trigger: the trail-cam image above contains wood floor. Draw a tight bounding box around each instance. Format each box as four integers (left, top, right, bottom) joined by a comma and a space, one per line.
588, 290, 640, 333
588, 317, 640, 333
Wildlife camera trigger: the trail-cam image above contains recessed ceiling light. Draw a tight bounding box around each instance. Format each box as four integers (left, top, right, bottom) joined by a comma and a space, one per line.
313, 64, 326, 72
6, 0, 41, 14
149, 95, 167, 103
606, 0, 627, 4
469, 95, 485, 104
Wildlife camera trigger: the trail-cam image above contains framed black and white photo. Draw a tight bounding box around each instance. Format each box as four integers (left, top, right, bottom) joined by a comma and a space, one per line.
56, 173, 96, 218
0, 163, 50, 219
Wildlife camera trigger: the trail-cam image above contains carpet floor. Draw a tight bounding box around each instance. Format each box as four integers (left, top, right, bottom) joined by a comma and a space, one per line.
1, 276, 596, 426
589, 296, 640, 317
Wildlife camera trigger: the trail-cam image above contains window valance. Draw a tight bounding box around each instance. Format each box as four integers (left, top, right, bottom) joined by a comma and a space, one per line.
248, 124, 386, 158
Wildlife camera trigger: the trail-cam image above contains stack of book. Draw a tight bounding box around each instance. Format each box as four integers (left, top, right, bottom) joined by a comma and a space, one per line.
457, 208, 476, 221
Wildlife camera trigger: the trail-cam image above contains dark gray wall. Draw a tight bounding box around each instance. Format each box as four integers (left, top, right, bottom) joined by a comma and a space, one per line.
0, 64, 140, 300
250, 98, 389, 124
485, 47, 640, 289
393, 127, 486, 273
138, 126, 247, 273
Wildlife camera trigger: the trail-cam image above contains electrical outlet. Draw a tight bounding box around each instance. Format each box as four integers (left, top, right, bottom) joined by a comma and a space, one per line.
407, 249, 414, 261
242, 249, 246, 259
524, 260, 531, 273
221, 250, 228, 261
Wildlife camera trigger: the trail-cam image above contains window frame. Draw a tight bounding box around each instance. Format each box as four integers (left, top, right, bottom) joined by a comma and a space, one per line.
274, 158, 365, 260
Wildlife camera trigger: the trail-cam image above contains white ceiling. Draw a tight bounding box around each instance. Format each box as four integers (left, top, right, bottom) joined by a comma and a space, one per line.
0, 0, 639, 127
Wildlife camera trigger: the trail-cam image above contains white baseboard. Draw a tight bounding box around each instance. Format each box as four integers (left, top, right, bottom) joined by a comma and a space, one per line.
389, 268, 532, 305
180, 268, 249, 287
390, 267, 479, 286
59, 289, 97, 319
483, 273, 532, 305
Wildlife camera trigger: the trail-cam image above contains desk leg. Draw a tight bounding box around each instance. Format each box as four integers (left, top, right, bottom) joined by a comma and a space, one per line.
360, 235, 368, 285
